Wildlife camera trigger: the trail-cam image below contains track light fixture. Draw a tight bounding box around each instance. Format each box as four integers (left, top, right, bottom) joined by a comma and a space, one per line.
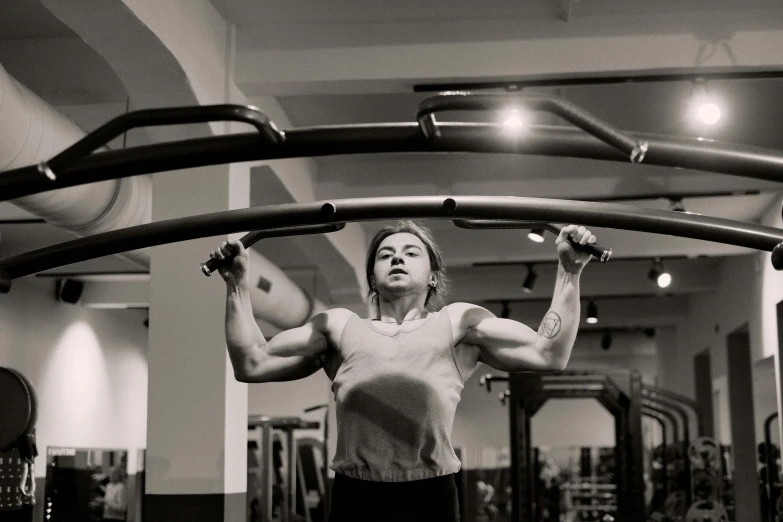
648, 258, 672, 288
501, 301, 511, 319
668, 198, 685, 212
527, 228, 545, 243
586, 300, 598, 324
601, 331, 612, 350
521, 265, 537, 294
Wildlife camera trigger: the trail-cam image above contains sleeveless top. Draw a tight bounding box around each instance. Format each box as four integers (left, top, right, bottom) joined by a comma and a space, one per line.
323, 310, 465, 482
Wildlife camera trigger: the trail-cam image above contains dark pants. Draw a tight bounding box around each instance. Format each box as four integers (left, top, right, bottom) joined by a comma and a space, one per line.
328, 473, 460, 522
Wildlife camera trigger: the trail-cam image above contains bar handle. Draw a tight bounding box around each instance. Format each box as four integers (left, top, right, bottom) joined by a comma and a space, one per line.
200, 223, 345, 276
452, 218, 612, 262
44, 105, 285, 178
417, 92, 647, 163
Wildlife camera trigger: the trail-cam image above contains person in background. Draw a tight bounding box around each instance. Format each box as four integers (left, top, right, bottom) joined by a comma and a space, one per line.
96, 466, 127, 521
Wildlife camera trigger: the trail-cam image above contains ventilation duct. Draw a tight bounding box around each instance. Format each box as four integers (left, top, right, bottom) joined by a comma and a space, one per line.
0, 62, 321, 329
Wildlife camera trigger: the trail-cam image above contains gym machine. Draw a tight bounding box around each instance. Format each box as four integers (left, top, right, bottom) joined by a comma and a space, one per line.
247, 415, 321, 522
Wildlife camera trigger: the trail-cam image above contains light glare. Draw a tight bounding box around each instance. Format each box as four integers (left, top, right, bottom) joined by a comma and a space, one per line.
697, 102, 721, 125
503, 110, 524, 129
657, 272, 672, 288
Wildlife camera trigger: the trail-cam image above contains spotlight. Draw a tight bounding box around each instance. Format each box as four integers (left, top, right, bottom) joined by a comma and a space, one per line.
56, 279, 84, 304
522, 265, 537, 294
586, 300, 598, 324
601, 332, 612, 351
502, 109, 524, 129
648, 258, 672, 289
689, 82, 723, 126
697, 102, 721, 125
527, 228, 546, 243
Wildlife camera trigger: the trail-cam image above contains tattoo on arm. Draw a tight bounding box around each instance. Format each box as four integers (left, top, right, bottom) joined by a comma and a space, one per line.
538, 311, 562, 339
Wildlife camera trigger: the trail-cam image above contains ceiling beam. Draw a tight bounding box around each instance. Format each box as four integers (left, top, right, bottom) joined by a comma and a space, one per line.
235, 9, 783, 95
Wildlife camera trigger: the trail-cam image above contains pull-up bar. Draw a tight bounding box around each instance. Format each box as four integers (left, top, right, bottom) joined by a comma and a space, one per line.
1, 195, 782, 294
2, 95, 783, 202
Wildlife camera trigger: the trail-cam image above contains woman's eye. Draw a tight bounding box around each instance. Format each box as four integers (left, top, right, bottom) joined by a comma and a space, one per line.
406, 252, 418, 257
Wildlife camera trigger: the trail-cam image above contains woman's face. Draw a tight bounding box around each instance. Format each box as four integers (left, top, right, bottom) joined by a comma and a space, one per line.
372, 232, 434, 299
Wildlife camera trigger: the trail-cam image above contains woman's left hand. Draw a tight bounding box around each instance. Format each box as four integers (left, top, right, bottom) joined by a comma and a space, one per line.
555, 225, 596, 272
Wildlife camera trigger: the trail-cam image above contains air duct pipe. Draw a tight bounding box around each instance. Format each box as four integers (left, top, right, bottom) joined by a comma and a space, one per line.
0, 62, 321, 329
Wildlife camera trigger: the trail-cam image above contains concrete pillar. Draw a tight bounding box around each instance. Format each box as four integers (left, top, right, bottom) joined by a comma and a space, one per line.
144, 163, 249, 520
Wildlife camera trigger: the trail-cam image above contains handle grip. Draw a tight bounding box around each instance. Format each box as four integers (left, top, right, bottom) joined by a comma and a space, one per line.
452, 219, 612, 262
201, 223, 345, 276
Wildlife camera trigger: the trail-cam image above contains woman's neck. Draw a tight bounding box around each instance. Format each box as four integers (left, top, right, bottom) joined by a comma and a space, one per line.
376, 295, 429, 324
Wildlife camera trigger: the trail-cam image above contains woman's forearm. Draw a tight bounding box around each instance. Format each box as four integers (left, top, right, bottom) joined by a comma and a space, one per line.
537, 263, 582, 369
225, 280, 266, 376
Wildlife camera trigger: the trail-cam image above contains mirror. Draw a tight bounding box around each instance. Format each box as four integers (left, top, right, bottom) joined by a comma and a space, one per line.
44, 447, 129, 521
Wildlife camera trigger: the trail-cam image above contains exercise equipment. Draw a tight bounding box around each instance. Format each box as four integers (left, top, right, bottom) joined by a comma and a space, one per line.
201, 223, 345, 276
0, 93, 782, 291
0, 367, 39, 520
685, 500, 728, 522
248, 415, 320, 522
506, 371, 643, 522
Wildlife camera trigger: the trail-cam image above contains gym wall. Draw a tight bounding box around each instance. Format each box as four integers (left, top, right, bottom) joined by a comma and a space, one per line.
0, 276, 149, 478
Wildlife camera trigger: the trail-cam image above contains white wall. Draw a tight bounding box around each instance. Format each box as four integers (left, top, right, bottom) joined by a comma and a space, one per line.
0, 276, 149, 476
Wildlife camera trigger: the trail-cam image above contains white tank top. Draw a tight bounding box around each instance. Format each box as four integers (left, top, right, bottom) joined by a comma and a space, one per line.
324, 311, 465, 482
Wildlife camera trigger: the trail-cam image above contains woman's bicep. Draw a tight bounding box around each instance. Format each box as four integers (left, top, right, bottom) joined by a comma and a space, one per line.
466, 317, 551, 372
242, 322, 328, 382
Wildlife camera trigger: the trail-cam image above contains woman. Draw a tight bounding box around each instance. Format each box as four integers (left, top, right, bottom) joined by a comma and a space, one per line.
211, 220, 596, 521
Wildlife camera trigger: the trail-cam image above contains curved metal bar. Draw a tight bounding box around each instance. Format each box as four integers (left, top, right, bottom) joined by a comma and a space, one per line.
3, 124, 783, 202
1, 196, 783, 287
416, 92, 647, 162
643, 384, 704, 436
642, 402, 681, 443
200, 223, 345, 276
641, 408, 670, 497
452, 219, 612, 262
42, 105, 284, 179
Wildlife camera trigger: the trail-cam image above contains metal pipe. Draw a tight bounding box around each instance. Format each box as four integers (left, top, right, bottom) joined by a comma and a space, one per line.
42, 104, 284, 178
643, 384, 704, 437
3, 124, 783, 202
416, 92, 647, 162
643, 402, 681, 443
642, 409, 669, 497
2, 196, 783, 286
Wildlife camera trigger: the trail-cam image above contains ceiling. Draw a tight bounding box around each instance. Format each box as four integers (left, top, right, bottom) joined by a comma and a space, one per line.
1, 0, 782, 332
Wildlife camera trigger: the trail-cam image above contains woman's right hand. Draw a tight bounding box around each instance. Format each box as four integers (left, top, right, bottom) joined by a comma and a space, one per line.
210, 239, 249, 284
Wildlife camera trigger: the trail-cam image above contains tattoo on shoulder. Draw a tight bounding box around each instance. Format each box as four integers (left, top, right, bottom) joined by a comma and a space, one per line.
539, 311, 562, 339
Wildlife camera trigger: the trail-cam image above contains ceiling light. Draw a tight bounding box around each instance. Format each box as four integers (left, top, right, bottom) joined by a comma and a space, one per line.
522, 265, 537, 294
689, 81, 723, 127
648, 258, 672, 289
527, 228, 545, 243
501, 301, 511, 319
601, 332, 612, 350
586, 300, 598, 324
697, 102, 721, 125
502, 109, 524, 129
